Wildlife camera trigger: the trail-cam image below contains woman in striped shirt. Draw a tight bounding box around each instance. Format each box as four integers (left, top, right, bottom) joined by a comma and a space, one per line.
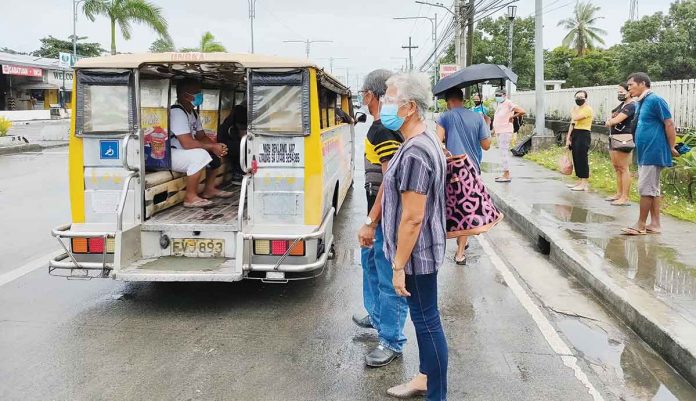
380, 72, 448, 401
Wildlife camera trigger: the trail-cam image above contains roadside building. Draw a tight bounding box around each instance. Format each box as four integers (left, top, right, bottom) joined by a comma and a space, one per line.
0, 52, 73, 120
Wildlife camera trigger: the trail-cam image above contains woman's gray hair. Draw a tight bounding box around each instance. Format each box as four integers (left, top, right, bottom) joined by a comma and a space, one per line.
386, 72, 433, 120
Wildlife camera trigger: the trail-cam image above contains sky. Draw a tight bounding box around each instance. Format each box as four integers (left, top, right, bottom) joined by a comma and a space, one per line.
0, 0, 672, 89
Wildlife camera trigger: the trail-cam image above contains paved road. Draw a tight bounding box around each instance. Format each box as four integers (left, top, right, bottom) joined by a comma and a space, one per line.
0, 123, 694, 401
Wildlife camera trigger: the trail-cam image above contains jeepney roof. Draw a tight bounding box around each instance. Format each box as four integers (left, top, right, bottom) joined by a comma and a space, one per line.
76, 52, 317, 70
75, 52, 350, 93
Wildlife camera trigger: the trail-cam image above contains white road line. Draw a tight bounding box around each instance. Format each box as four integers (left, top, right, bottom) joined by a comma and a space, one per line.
478, 234, 605, 401
0, 250, 62, 287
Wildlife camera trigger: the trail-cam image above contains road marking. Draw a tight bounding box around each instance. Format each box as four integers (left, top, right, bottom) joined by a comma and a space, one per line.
0, 250, 62, 287
478, 234, 605, 401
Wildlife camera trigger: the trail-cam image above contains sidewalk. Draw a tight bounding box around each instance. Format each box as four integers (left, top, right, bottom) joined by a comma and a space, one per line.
0, 119, 69, 155
479, 148, 696, 386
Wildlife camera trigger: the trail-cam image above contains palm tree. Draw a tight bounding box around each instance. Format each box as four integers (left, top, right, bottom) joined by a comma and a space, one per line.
557, 1, 607, 56
82, 0, 170, 55
181, 32, 227, 53
149, 37, 175, 53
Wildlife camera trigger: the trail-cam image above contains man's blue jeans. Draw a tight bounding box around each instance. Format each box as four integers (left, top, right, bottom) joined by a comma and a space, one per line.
360, 225, 408, 352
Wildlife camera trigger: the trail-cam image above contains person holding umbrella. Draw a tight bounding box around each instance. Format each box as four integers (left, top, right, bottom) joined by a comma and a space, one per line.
492, 88, 525, 182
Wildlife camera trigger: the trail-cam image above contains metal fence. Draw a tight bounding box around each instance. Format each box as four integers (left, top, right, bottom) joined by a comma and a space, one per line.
513, 79, 696, 129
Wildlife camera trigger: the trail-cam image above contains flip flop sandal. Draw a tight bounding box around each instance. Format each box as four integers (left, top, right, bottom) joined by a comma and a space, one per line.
455, 255, 467, 265
611, 201, 631, 206
202, 190, 235, 199
570, 186, 588, 191
646, 228, 662, 234
183, 199, 214, 208
495, 177, 511, 183
566, 183, 578, 188
621, 227, 647, 236
605, 196, 619, 201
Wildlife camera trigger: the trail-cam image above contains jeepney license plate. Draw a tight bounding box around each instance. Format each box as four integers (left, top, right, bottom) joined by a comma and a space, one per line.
172, 238, 224, 257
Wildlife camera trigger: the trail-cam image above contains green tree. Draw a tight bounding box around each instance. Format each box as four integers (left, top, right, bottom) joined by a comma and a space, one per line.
557, 1, 607, 55
472, 15, 536, 90
544, 46, 576, 83
614, 0, 696, 81
32, 35, 104, 58
149, 37, 175, 52
566, 48, 620, 87
1, 47, 27, 55
82, 0, 170, 55
180, 32, 227, 53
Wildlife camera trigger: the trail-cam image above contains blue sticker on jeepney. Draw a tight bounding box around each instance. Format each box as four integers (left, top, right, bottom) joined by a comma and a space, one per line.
99, 140, 120, 160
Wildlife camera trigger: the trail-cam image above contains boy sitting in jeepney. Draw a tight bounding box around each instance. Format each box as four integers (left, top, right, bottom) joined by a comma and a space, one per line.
170, 78, 235, 208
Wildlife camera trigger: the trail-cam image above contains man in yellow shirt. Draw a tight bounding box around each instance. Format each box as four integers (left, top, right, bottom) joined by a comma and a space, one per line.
565, 90, 594, 191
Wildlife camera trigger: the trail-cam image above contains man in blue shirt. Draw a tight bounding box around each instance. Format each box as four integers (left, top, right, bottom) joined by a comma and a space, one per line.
436, 87, 491, 264
622, 72, 679, 236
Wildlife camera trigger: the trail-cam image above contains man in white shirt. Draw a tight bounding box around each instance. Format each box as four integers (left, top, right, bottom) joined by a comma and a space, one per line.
170, 79, 233, 208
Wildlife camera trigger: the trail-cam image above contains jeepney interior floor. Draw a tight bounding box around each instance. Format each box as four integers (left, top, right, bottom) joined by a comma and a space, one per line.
146, 184, 242, 226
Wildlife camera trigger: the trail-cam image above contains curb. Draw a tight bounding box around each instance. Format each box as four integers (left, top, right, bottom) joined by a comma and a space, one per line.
0, 144, 42, 156
485, 179, 696, 387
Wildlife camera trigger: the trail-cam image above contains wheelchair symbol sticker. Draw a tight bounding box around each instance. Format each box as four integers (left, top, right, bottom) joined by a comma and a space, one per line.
99, 140, 119, 160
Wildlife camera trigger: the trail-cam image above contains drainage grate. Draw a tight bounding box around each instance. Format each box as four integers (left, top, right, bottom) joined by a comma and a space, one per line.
537, 236, 551, 255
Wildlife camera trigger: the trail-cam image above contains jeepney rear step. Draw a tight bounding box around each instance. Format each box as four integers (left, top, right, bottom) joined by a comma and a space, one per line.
141, 199, 240, 232
115, 256, 243, 282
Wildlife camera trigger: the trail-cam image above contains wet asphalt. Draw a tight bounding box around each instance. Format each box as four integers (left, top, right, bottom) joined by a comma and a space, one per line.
1, 122, 695, 401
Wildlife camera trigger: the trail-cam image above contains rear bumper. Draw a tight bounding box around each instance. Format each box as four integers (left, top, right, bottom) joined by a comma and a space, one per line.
48, 223, 114, 278
241, 208, 334, 274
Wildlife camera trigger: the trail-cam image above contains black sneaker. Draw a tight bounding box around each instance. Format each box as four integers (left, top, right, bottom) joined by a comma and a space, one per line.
352, 313, 374, 329
365, 345, 402, 367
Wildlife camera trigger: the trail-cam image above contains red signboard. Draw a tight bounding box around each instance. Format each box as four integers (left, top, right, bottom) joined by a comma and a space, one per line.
439, 64, 460, 79
2, 64, 43, 77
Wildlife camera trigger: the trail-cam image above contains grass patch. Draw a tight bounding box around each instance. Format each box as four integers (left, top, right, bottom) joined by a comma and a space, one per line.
524, 146, 696, 223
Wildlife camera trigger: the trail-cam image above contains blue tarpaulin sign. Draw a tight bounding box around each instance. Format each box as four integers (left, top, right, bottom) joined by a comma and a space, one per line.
99, 140, 119, 160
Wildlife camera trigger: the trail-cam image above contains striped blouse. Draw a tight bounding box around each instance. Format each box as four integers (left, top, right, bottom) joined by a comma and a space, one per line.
381, 130, 447, 275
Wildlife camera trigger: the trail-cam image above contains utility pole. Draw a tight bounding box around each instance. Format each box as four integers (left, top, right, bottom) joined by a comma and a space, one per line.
506, 5, 517, 95
402, 37, 418, 71
317, 57, 348, 74
457, 0, 467, 69
394, 13, 438, 79
72, 0, 85, 61
466, 0, 474, 67
283, 39, 333, 59
534, 0, 546, 138
248, 0, 257, 53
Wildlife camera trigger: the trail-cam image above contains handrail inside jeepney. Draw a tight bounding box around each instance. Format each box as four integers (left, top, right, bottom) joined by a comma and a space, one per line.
237, 175, 250, 232
117, 171, 140, 231
121, 132, 140, 172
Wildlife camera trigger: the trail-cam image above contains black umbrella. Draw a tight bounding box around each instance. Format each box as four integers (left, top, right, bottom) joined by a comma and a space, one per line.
433, 63, 518, 96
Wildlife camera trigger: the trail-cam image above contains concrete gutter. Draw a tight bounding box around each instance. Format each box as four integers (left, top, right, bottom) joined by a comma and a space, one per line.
483, 176, 696, 387
0, 143, 43, 156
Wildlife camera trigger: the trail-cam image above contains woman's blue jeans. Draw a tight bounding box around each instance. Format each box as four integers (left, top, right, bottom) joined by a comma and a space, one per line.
360, 225, 408, 352
406, 271, 448, 401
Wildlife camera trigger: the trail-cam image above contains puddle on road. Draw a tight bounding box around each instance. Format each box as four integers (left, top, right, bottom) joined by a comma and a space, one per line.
532, 203, 615, 224
556, 318, 693, 401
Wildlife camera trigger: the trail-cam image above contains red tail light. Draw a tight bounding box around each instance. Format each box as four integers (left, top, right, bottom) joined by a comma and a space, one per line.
251, 155, 258, 174
89, 238, 104, 253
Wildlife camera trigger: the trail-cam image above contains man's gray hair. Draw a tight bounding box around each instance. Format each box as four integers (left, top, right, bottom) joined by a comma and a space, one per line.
386, 72, 433, 119
495, 87, 507, 95
362, 69, 393, 98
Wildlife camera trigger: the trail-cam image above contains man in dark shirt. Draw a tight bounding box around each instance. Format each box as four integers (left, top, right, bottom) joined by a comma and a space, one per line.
354, 69, 408, 368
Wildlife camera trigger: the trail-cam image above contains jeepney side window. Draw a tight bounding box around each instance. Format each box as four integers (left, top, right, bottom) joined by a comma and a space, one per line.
319, 85, 339, 129
249, 70, 309, 135
76, 70, 134, 135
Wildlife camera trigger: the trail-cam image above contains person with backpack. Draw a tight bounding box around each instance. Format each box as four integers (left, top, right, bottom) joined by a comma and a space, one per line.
169, 78, 235, 208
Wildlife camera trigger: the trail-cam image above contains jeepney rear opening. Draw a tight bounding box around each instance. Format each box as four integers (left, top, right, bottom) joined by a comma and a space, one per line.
49, 53, 351, 283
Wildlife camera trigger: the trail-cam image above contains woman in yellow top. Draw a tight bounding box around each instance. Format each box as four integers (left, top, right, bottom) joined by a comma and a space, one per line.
565, 90, 593, 191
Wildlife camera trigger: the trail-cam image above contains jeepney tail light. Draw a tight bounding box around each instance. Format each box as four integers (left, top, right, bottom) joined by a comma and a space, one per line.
71, 237, 115, 254
71, 238, 88, 254
289, 241, 305, 256
89, 238, 104, 253
254, 240, 271, 255
271, 240, 287, 255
